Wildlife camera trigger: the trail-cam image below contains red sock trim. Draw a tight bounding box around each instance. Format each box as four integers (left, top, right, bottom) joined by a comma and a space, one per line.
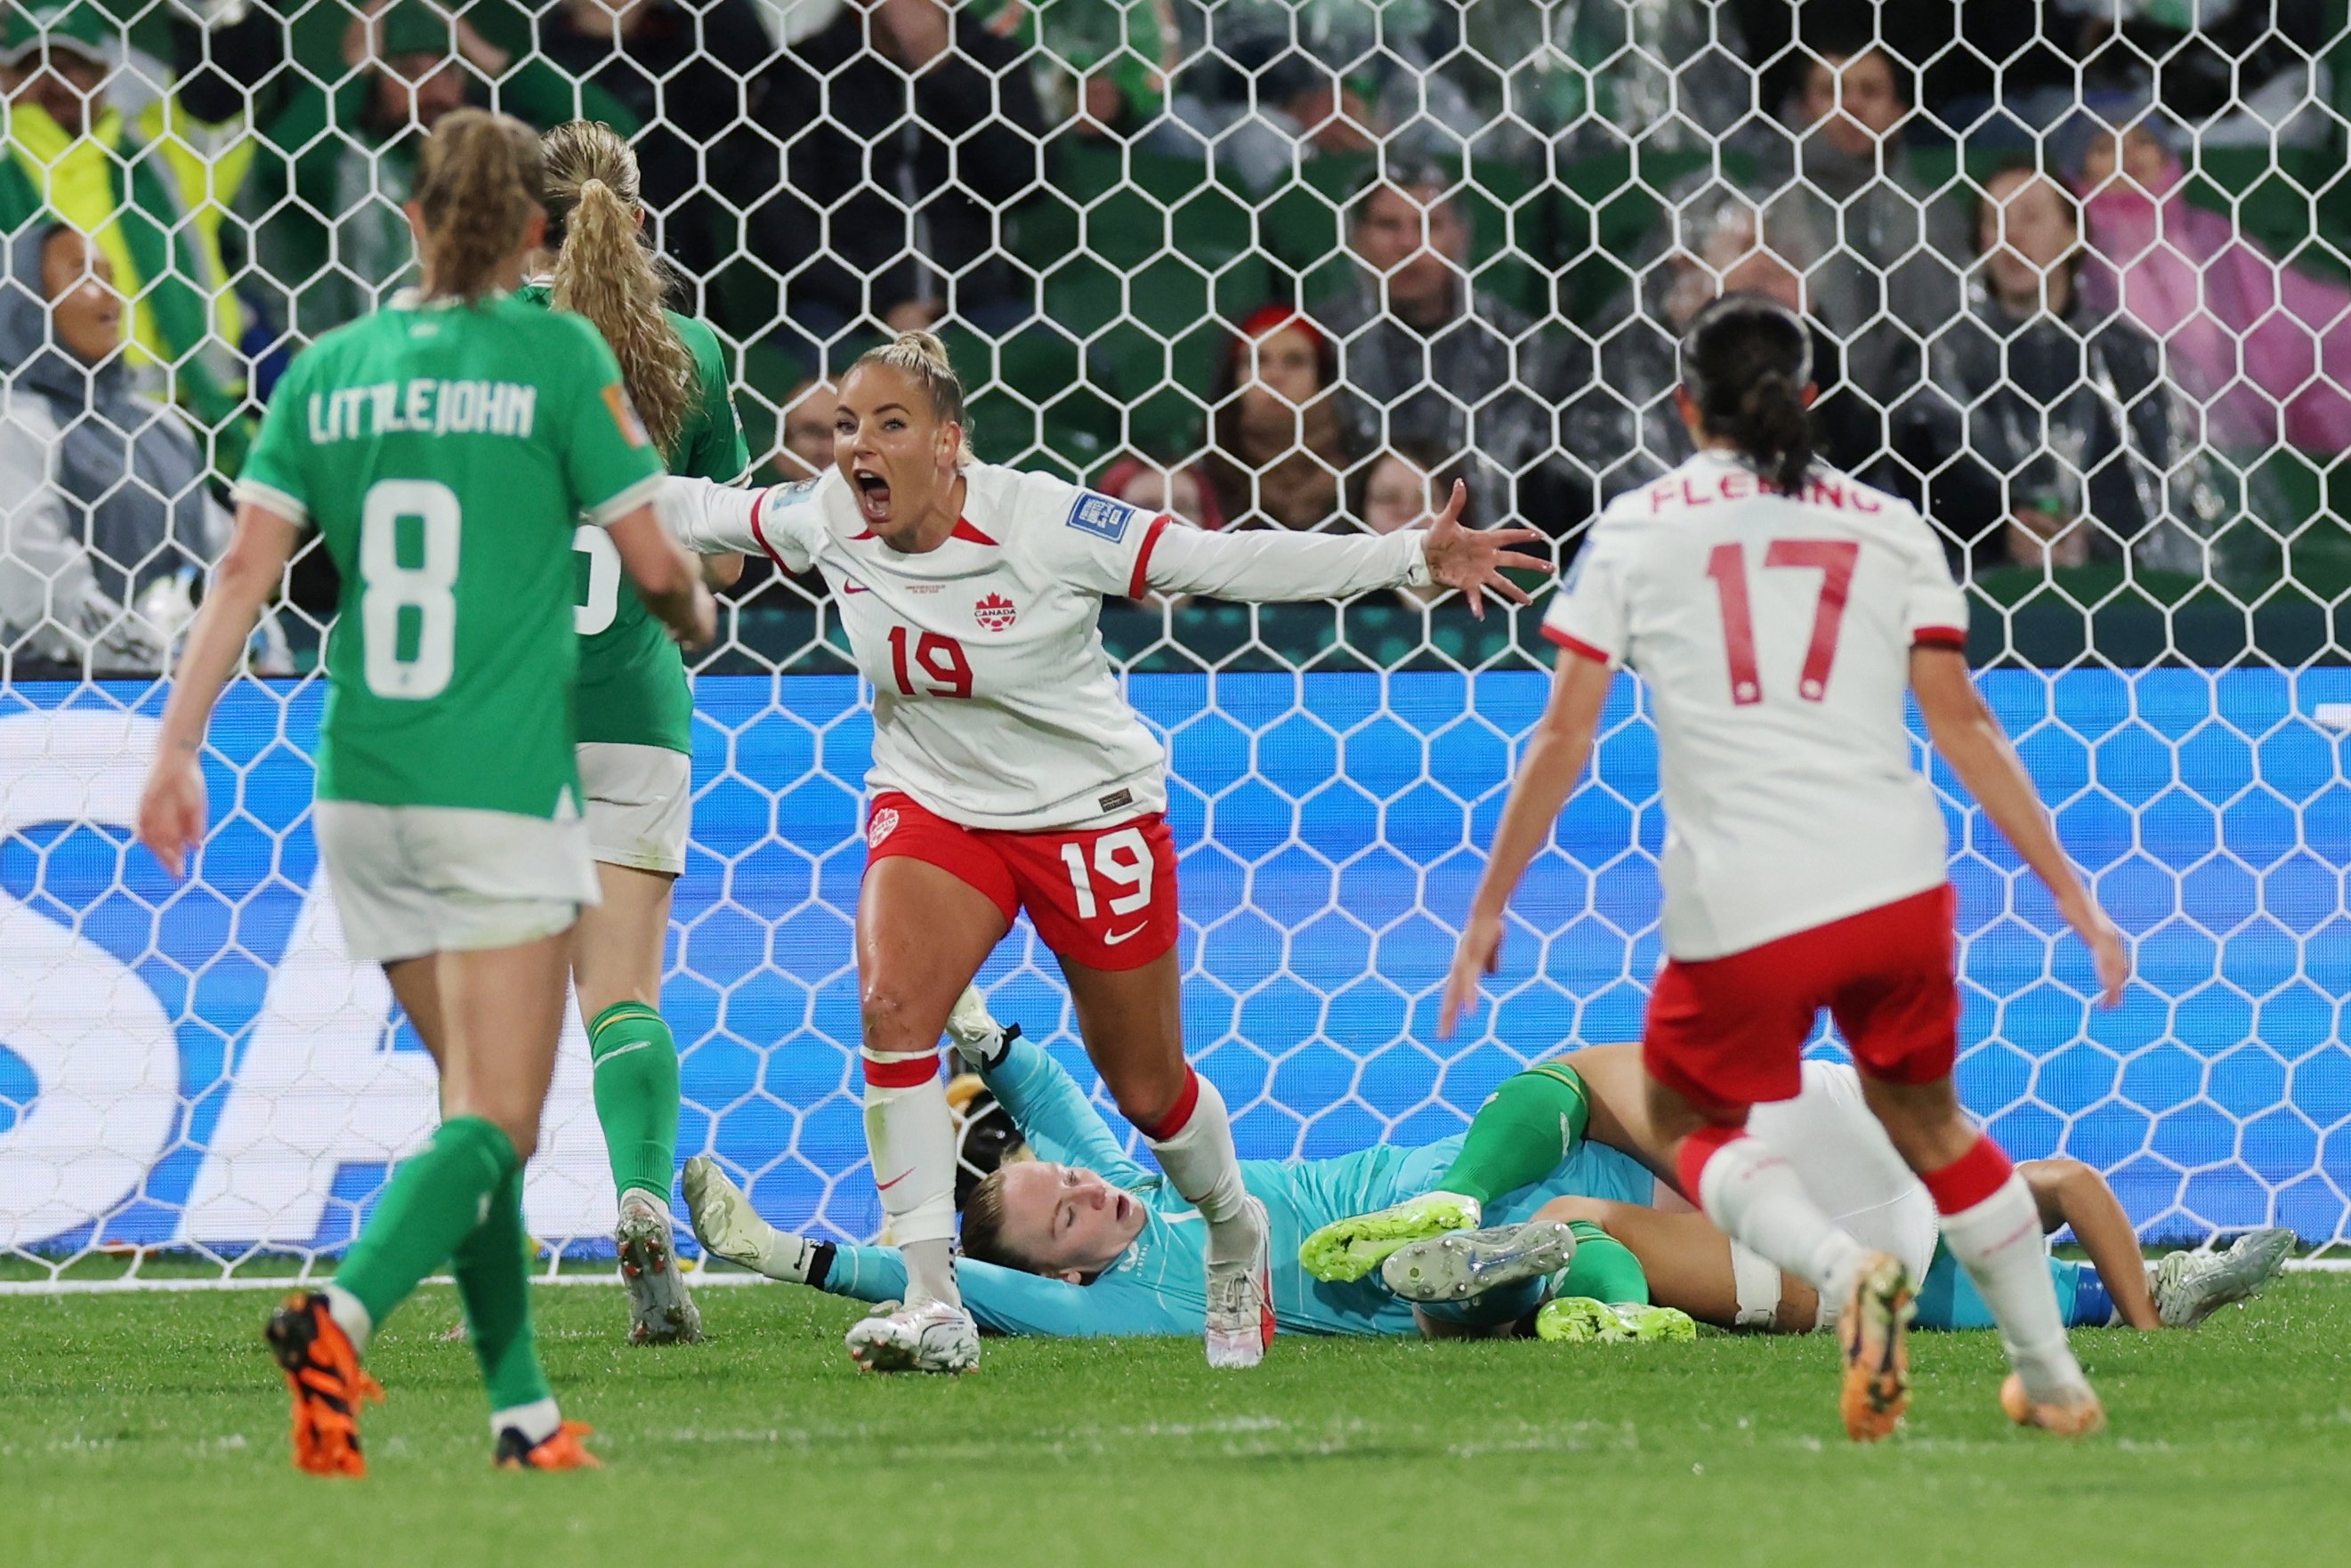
1920, 1134, 2014, 1216
1137, 1067, 1201, 1143
1674, 1122, 1748, 1202
860, 1051, 941, 1090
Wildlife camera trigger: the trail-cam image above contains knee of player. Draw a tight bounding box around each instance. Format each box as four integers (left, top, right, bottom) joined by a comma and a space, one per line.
1532, 1195, 1611, 1227
857, 979, 933, 1053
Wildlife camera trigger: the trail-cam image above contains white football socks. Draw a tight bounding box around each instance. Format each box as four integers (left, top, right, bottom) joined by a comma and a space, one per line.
1144, 1071, 1256, 1267
322, 1282, 374, 1357
862, 1057, 962, 1309
1693, 1134, 1872, 1300
1939, 1172, 2087, 1401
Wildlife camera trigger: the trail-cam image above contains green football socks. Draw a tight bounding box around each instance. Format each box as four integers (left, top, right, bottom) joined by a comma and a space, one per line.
1555, 1219, 1652, 1305
333, 1114, 519, 1332
588, 1001, 683, 1205
449, 1158, 553, 1417
1439, 1061, 1594, 1205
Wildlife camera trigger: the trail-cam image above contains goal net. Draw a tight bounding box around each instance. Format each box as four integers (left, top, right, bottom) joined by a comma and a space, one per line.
3, 1, 2348, 1281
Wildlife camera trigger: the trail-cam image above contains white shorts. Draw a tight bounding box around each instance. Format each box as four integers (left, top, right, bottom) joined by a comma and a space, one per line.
579, 742, 691, 876
1748, 1060, 1943, 1283
315, 801, 600, 964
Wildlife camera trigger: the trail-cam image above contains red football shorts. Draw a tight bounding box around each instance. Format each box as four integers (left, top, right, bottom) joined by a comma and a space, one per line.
1643, 884, 1960, 1113
862, 791, 1180, 971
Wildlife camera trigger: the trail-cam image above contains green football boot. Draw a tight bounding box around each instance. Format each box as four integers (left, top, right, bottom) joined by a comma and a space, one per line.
1534, 1297, 1699, 1345
1298, 1191, 1483, 1283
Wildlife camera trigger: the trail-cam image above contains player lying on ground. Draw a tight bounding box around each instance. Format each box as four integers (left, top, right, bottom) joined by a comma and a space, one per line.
683, 992, 1693, 1342
656, 333, 1542, 1373
522, 118, 751, 1346
1304, 1046, 2294, 1336
138, 111, 713, 1475
1445, 293, 2127, 1440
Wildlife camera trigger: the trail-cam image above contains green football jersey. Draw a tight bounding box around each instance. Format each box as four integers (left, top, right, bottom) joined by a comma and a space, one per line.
237, 292, 667, 817
515, 283, 750, 754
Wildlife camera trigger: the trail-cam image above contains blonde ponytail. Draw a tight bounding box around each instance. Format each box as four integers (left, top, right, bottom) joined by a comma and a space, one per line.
414, 109, 544, 302
541, 121, 697, 462
852, 330, 976, 466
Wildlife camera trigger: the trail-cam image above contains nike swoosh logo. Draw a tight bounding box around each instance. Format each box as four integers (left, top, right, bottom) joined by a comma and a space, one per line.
844, 580, 870, 594
1103, 925, 1147, 946
877, 1169, 913, 1192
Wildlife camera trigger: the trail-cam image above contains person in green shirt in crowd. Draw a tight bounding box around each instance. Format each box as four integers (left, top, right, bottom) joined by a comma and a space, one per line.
513, 117, 749, 1348
227, 0, 636, 341
136, 109, 713, 1477
0, 2, 245, 436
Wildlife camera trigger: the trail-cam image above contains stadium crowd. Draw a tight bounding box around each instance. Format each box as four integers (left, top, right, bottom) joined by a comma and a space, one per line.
5, 0, 2351, 675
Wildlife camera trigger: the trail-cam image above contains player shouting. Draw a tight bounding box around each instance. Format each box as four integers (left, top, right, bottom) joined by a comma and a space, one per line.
1442, 294, 2129, 1440
659, 331, 1545, 1372
518, 120, 752, 1346
138, 111, 714, 1475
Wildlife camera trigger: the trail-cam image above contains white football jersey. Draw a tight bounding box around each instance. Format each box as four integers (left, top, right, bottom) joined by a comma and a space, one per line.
1543, 450, 1969, 958
667, 464, 1426, 831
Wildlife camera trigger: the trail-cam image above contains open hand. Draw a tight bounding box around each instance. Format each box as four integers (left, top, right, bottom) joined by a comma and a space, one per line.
1439, 908, 1506, 1039
1419, 481, 1548, 620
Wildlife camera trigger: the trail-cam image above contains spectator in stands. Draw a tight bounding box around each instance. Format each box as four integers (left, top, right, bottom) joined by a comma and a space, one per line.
1348, 441, 1458, 606
537, 0, 776, 295
1757, 41, 1967, 419
1563, 181, 1879, 513
967, 0, 1177, 143
192, 0, 630, 340
1313, 175, 1571, 528
0, 224, 238, 676
771, 376, 836, 480
1095, 451, 1217, 530
2, 2, 244, 432
2072, 115, 2351, 456
755, 0, 1044, 354
1192, 305, 1353, 532
1898, 164, 2221, 576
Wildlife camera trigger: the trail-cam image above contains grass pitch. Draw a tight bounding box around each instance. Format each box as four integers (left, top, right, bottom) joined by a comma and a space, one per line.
4, 1275, 2345, 1568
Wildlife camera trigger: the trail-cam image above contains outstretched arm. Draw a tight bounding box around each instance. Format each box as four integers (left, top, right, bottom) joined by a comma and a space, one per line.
2021, 1159, 2160, 1330
1911, 648, 2129, 1006
1144, 482, 1547, 618
978, 1030, 1153, 1189
1441, 651, 1615, 1036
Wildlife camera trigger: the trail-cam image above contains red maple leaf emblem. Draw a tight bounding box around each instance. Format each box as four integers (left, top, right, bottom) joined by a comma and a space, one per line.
974, 593, 1017, 632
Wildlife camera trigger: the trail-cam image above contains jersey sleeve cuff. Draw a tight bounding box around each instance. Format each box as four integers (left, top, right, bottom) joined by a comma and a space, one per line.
1541, 623, 1617, 666
583, 471, 667, 529
229, 480, 310, 529
1127, 512, 1173, 598
1911, 626, 1967, 650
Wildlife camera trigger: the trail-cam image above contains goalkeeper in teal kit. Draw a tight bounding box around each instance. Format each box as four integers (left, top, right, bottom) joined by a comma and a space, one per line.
685, 991, 1680, 1340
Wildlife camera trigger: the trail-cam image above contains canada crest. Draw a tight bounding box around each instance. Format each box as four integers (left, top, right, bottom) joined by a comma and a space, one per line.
867, 807, 900, 847
974, 593, 1017, 633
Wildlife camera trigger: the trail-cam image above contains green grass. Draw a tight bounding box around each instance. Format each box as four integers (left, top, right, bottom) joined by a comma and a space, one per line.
6, 1278, 2347, 1567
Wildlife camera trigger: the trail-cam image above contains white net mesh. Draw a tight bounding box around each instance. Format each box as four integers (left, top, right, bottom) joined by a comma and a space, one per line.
4, 1, 2350, 1280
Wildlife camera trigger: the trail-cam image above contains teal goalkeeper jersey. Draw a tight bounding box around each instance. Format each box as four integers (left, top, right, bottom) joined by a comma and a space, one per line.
822, 1035, 1656, 1338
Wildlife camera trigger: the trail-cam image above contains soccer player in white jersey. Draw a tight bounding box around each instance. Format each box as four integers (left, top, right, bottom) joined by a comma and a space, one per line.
660, 331, 1544, 1372
1441, 295, 2130, 1440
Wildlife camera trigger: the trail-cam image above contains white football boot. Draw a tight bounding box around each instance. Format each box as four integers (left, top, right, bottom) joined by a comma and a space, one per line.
616, 1189, 703, 1345
845, 1299, 982, 1374
2153, 1227, 2296, 1328
1378, 1220, 1579, 1303
1204, 1196, 1274, 1370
